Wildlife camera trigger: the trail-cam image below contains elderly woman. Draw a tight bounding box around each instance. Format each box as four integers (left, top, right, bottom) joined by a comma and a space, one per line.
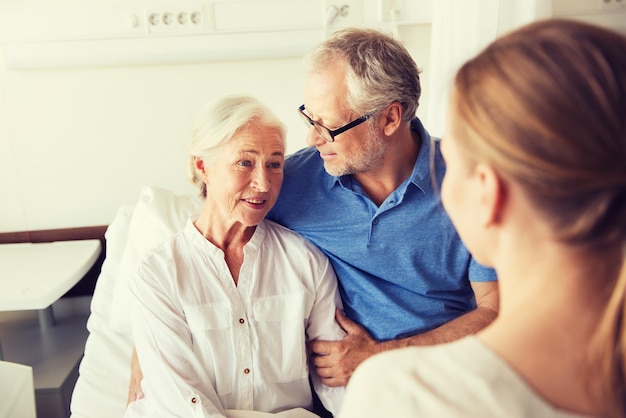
338, 19, 626, 418
124, 96, 345, 418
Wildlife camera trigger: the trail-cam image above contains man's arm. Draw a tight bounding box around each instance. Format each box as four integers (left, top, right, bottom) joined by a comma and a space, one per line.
309, 281, 499, 387
387, 281, 499, 346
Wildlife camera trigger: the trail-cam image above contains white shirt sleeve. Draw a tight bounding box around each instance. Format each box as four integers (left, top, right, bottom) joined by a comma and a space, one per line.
305, 253, 346, 415
127, 254, 227, 418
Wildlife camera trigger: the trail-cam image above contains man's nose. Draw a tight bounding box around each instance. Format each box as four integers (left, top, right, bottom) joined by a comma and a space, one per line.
305, 126, 326, 147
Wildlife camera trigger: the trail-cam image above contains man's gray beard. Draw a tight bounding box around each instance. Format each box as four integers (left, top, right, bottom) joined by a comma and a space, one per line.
325, 127, 387, 177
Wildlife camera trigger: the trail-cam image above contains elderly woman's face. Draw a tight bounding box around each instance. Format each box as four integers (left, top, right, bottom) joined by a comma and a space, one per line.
204, 124, 285, 228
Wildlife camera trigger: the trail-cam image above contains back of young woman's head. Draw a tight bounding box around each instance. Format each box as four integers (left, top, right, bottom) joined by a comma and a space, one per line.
452, 19, 626, 416
188, 95, 286, 197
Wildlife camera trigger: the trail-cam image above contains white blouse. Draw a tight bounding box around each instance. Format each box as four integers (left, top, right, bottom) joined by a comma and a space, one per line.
125, 219, 345, 418
338, 336, 592, 418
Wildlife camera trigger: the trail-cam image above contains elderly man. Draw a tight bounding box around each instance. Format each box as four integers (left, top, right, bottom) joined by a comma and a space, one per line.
268, 27, 498, 388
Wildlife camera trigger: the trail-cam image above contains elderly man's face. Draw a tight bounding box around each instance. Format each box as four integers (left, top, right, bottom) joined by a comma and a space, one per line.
302, 62, 387, 177
205, 125, 285, 228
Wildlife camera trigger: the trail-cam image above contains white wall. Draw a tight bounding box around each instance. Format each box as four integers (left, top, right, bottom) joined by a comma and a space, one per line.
5, 0, 621, 234
0, 55, 309, 231
0, 1, 432, 232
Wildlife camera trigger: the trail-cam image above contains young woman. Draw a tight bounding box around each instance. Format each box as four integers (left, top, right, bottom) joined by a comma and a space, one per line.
338, 19, 626, 418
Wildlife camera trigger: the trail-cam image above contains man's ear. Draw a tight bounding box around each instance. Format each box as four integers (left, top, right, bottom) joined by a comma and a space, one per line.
476, 163, 507, 227
381, 101, 403, 136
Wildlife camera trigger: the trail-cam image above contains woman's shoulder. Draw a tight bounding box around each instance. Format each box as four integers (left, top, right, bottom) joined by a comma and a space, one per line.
133, 226, 196, 283
345, 337, 589, 418
261, 219, 326, 257
262, 219, 310, 243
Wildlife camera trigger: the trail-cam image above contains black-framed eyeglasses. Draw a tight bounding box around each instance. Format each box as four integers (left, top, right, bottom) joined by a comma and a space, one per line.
298, 104, 373, 143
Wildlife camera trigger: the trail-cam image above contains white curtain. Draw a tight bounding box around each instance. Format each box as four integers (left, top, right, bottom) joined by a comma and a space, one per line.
426, 0, 553, 137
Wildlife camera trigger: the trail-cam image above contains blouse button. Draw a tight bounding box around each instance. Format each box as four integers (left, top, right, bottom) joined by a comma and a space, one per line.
191, 397, 197, 404
239, 318, 245, 324
243, 368, 250, 374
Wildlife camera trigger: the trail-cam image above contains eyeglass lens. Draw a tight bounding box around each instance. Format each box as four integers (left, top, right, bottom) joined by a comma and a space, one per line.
298, 109, 334, 142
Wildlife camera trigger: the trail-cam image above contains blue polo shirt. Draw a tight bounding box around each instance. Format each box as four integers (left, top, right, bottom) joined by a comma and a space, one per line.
268, 118, 497, 341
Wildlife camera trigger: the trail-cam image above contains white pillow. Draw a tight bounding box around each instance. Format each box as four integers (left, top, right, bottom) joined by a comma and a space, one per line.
88, 204, 134, 329
71, 204, 135, 418
109, 186, 201, 335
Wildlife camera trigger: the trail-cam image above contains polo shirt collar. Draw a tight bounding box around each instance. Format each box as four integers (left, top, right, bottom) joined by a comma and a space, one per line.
327, 117, 436, 195
409, 117, 436, 194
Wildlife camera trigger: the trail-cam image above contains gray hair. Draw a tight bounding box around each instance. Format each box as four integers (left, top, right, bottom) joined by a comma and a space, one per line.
305, 27, 421, 120
188, 95, 286, 197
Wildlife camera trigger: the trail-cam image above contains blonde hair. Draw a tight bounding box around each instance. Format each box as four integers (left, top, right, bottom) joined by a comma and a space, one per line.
453, 19, 626, 416
188, 95, 286, 197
